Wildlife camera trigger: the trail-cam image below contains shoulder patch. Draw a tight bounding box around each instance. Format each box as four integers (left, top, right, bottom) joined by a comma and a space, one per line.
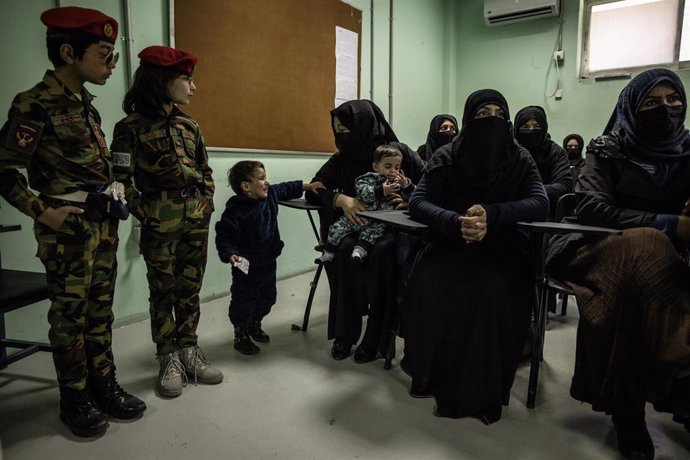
4, 116, 44, 155
112, 151, 132, 167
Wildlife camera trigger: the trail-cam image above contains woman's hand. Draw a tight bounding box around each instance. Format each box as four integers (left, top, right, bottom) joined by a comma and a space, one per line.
458, 204, 487, 243
229, 254, 241, 264
37, 206, 84, 231
385, 192, 408, 210
336, 194, 368, 225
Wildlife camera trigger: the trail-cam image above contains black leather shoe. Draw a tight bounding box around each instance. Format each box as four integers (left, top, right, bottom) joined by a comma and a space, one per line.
90, 373, 146, 420
612, 415, 655, 459
59, 387, 109, 437
234, 326, 260, 355
353, 345, 380, 364
249, 321, 270, 343
331, 339, 352, 360
400, 358, 432, 398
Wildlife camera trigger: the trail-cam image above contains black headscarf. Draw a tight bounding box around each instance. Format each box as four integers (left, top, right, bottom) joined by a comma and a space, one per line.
562, 133, 584, 161
562, 134, 584, 153
603, 68, 690, 159
418, 114, 458, 160
428, 89, 519, 189
514, 106, 550, 153
330, 100, 398, 166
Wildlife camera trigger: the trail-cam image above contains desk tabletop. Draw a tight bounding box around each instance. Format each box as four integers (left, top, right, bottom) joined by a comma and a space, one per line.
517, 221, 622, 236
278, 198, 321, 211
357, 210, 429, 231
0, 224, 22, 233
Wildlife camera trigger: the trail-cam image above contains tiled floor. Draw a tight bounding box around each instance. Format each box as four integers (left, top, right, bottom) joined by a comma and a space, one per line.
1, 271, 688, 459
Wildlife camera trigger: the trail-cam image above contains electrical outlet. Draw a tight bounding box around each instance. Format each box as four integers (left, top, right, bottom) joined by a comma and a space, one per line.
553, 50, 564, 61
555, 89, 563, 100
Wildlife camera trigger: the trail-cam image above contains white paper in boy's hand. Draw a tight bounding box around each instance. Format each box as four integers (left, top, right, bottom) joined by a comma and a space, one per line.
233, 256, 250, 275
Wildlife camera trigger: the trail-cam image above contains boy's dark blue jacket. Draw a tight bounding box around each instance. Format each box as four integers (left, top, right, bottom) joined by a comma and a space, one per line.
215, 180, 303, 266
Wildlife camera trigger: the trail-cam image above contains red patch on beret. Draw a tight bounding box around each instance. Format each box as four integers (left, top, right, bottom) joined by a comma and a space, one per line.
41, 6, 118, 43
138, 46, 198, 75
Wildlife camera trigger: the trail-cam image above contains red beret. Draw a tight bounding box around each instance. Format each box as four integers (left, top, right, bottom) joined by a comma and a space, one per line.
41, 7, 118, 43
138, 46, 198, 75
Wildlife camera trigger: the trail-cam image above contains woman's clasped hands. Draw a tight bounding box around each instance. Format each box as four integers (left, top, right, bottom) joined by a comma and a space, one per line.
459, 204, 487, 243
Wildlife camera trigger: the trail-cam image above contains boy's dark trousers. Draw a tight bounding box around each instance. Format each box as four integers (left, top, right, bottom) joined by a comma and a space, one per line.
229, 260, 277, 327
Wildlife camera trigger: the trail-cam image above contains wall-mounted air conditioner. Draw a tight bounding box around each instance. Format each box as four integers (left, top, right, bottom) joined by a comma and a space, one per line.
484, 0, 561, 27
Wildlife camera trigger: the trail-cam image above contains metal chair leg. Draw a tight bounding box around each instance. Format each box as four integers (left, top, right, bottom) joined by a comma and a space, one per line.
291, 263, 323, 332
527, 281, 548, 409
383, 327, 397, 370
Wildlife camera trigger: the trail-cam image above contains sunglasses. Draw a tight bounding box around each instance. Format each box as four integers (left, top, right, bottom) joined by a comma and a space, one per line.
87, 49, 119, 65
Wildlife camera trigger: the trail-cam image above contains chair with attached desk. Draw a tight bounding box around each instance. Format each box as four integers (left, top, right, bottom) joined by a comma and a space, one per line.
277, 198, 324, 332
0, 224, 51, 369
517, 218, 622, 408
356, 209, 429, 369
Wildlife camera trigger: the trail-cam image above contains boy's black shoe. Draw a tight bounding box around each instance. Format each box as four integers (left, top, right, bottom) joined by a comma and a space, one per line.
234, 326, 260, 355
59, 387, 109, 437
249, 321, 270, 343
612, 414, 655, 459
90, 372, 147, 420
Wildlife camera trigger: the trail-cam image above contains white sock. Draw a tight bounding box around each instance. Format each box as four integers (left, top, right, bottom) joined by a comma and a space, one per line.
318, 251, 335, 263
351, 246, 368, 260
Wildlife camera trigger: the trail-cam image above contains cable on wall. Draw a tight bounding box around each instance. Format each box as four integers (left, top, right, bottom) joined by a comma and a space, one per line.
544, 10, 564, 100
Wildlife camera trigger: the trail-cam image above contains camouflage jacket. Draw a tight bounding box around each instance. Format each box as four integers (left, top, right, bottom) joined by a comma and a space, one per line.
110, 107, 214, 231
0, 70, 113, 219
355, 171, 415, 210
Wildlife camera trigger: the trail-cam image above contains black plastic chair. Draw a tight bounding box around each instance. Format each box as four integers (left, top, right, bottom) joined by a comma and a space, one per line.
551, 193, 577, 316
0, 268, 52, 369
519, 198, 622, 408
278, 199, 324, 332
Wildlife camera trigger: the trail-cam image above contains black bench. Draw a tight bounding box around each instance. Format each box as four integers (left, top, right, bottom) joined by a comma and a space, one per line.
0, 267, 52, 368
1, 223, 52, 368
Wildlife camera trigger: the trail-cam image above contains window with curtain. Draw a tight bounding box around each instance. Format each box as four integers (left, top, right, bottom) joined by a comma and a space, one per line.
581, 0, 688, 78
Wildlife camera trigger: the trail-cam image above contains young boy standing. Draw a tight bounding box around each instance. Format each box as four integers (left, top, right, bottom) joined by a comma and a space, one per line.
0, 7, 145, 437
215, 161, 322, 354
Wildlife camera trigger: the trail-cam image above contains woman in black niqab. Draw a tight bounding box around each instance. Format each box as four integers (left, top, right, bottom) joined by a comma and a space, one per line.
546, 68, 690, 459
402, 89, 548, 424
416, 114, 458, 161
514, 105, 572, 212
306, 99, 425, 362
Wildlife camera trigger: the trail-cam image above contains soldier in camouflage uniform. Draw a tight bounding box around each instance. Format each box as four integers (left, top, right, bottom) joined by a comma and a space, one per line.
110, 46, 222, 398
0, 7, 146, 437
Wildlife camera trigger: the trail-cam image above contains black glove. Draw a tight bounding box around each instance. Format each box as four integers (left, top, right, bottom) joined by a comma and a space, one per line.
86, 192, 130, 220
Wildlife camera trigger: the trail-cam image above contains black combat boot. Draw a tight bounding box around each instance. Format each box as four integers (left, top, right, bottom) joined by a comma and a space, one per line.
248, 320, 270, 343
90, 372, 147, 419
234, 326, 260, 355
59, 386, 109, 437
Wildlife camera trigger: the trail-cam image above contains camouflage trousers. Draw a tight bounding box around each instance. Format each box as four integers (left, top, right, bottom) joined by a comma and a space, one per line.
141, 225, 209, 355
34, 207, 119, 391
